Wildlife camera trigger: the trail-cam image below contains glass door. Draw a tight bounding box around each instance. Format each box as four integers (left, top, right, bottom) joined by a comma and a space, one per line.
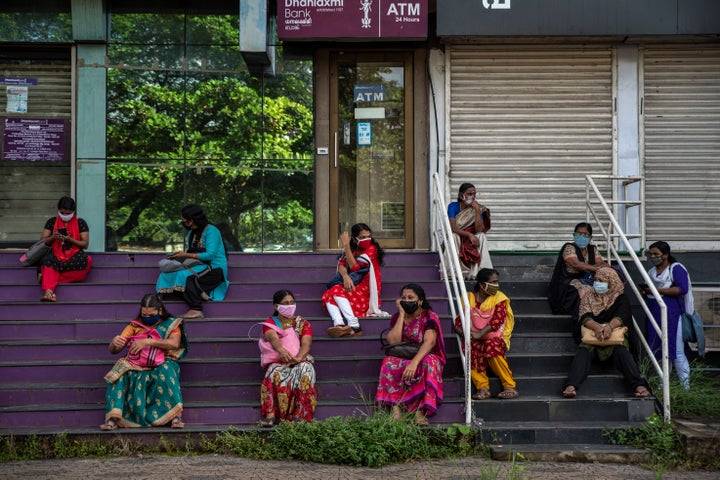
329, 52, 414, 248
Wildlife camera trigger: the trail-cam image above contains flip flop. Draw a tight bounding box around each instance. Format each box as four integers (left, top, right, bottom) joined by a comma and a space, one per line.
497, 389, 519, 399
562, 386, 577, 398
100, 418, 118, 431
40, 290, 56, 302
472, 388, 491, 400
635, 386, 651, 398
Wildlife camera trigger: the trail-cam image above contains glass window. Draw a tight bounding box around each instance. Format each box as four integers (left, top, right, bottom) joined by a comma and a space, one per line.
106, 6, 313, 252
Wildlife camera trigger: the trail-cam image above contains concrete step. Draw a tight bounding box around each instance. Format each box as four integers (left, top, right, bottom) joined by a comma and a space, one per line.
488, 443, 651, 463
478, 420, 646, 445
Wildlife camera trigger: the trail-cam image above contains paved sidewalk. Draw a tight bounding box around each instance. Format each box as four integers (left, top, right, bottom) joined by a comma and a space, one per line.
3, 455, 719, 479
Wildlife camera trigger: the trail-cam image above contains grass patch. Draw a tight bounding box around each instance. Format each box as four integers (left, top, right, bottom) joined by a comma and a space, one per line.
0, 411, 481, 467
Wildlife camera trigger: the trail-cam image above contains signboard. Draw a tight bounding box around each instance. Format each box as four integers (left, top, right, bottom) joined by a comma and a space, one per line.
2, 118, 68, 162
357, 121, 372, 146
354, 84, 384, 102
0, 77, 39, 86
278, 0, 427, 40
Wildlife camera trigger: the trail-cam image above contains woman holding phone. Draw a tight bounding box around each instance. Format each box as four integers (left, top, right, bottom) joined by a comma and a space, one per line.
37, 196, 92, 302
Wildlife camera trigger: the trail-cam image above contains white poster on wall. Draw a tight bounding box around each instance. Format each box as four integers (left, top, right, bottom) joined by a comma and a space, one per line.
6, 86, 28, 113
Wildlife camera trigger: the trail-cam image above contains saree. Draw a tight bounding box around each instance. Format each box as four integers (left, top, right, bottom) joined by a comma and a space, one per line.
321, 245, 384, 317
453, 206, 492, 273
260, 316, 317, 422
376, 310, 446, 416
103, 317, 188, 427
456, 291, 513, 373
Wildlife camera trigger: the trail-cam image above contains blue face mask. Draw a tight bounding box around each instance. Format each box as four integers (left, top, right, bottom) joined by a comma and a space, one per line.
140, 314, 160, 326
573, 234, 590, 249
593, 281, 609, 295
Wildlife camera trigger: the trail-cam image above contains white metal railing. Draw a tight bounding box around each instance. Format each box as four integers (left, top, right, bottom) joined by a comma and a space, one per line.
431, 173, 472, 425
585, 175, 670, 421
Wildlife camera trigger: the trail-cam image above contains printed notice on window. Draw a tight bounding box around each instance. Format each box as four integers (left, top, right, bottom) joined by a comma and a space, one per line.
6, 86, 28, 113
2, 118, 67, 162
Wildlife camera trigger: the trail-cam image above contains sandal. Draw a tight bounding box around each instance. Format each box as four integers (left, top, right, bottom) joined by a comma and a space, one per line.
259, 417, 277, 428
100, 418, 118, 431
414, 411, 429, 427
170, 416, 185, 429
327, 326, 353, 338
40, 290, 56, 302
635, 386, 651, 398
562, 386, 577, 398
497, 388, 519, 399
472, 388, 491, 400
180, 310, 204, 320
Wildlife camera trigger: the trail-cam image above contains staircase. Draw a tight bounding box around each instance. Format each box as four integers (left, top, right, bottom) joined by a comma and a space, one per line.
0, 251, 466, 432
0, 250, 655, 460
472, 256, 656, 460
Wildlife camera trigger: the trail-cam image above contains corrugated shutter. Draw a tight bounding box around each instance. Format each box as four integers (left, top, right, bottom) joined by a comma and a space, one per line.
642, 45, 720, 251
0, 57, 72, 244
447, 45, 614, 251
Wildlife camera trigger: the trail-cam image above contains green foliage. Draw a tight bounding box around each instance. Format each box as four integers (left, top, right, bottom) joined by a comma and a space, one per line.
212, 428, 272, 459
605, 414, 683, 467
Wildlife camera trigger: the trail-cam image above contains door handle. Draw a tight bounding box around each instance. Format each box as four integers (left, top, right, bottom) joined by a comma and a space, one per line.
334, 131, 338, 168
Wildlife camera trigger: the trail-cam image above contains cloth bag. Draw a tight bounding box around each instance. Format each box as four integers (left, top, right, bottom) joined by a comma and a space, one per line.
580, 325, 627, 347
681, 310, 705, 357
326, 267, 369, 289
158, 257, 206, 273
379, 328, 421, 359
124, 320, 166, 368
253, 317, 301, 366
19, 240, 52, 267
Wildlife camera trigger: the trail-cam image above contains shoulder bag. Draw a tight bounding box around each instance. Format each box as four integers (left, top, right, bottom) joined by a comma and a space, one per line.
19, 240, 52, 267
580, 325, 627, 347
379, 328, 421, 359
326, 267, 369, 289
124, 320, 166, 368
255, 317, 301, 366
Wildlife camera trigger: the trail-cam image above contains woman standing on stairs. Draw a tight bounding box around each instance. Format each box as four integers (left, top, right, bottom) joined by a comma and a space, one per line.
562, 267, 650, 399
447, 183, 492, 280
100, 294, 188, 430
156, 204, 229, 319
454, 268, 519, 400
37, 196, 92, 302
376, 283, 446, 426
322, 223, 386, 338
259, 289, 317, 426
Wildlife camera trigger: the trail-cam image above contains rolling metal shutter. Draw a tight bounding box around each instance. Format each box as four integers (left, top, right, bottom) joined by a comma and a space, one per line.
447, 45, 614, 251
0, 56, 72, 244
642, 45, 720, 251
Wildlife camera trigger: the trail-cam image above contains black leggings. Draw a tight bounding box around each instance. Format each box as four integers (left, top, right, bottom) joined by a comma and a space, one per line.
183, 268, 225, 310
565, 345, 647, 393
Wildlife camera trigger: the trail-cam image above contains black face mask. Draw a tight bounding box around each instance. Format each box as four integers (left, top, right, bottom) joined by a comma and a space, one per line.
181, 221, 192, 231
400, 301, 419, 314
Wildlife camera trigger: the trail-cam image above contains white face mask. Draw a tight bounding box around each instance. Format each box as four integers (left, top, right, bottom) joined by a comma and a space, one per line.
463, 196, 475, 205
58, 211, 74, 222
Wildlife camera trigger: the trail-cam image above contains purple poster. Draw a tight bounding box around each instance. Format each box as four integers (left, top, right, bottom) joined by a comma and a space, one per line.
3, 118, 67, 162
278, 0, 427, 40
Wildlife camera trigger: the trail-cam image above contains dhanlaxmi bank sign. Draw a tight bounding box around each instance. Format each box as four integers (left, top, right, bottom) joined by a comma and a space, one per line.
278, 0, 427, 40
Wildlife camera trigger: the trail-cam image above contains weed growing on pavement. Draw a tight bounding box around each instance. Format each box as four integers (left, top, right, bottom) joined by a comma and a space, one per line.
53, 433, 109, 459
605, 414, 685, 470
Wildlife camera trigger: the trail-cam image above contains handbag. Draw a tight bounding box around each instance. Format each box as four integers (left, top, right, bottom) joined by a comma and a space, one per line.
254, 317, 301, 366
580, 325, 627, 347
19, 240, 52, 267
124, 320, 165, 368
379, 328, 421, 359
681, 310, 705, 356
326, 267, 369, 289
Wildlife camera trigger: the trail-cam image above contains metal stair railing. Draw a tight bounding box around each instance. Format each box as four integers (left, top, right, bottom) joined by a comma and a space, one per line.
431, 172, 472, 425
585, 174, 671, 421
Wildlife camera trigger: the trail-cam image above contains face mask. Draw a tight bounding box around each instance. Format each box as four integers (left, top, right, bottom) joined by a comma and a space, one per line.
463, 196, 474, 205
140, 314, 160, 326
482, 283, 499, 296
181, 221, 192, 231
593, 281, 609, 295
573, 234, 590, 249
58, 212, 74, 222
400, 300, 419, 314
650, 256, 663, 267
357, 237, 372, 249
277, 303, 296, 318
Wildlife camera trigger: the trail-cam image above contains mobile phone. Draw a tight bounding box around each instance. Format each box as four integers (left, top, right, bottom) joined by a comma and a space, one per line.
58, 228, 68, 236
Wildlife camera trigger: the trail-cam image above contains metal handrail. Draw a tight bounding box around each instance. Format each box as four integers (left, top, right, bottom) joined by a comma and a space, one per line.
585, 175, 670, 421
430, 172, 472, 425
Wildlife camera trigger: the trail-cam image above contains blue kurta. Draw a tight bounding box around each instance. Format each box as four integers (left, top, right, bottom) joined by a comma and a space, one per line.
156, 224, 230, 301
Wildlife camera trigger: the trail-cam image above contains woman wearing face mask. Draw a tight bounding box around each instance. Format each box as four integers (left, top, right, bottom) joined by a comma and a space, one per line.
37, 196, 92, 302
376, 283, 446, 426
639, 241, 692, 390
259, 290, 317, 426
155, 204, 229, 319
454, 268, 518, 400
100, 294, 188, 430
322, 222, 386, 338
562, 267, 650, 399
447, 183, 492, 280
548, 223, 609, 336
